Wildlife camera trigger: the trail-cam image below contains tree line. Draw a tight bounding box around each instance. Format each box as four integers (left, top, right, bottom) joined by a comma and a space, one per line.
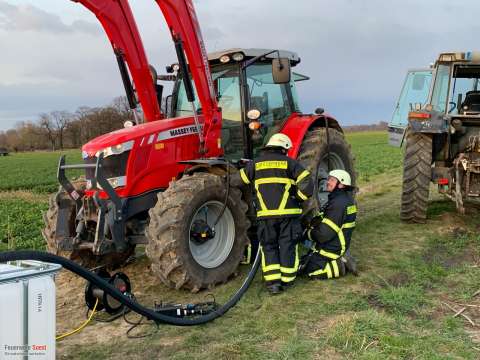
0, 97, 134, 152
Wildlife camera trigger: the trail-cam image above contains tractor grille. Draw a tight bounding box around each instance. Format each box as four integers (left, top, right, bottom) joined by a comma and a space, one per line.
84, 151, 130, 181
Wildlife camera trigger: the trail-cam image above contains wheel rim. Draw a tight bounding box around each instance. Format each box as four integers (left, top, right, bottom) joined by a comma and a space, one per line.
317, 152, 346, 206
189, 200, 235, 269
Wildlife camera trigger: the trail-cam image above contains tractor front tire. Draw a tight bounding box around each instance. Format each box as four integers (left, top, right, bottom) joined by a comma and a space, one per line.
146, 172, 250, 292
297, 128, 356, 209
400, 130, 432, 223
43, 184, 135, 269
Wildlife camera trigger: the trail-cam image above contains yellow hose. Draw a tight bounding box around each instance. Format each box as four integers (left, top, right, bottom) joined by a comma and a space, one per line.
56, 298, 99, 341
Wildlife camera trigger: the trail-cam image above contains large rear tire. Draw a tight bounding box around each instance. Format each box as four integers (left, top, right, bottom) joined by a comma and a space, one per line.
146, 172, 250, 292
42, 184, 135, 269
400, 130, 432, 223
297, 128, 356, 209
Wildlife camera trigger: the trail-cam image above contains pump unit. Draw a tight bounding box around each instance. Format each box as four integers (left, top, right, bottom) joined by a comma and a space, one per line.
0, 261, 61, 360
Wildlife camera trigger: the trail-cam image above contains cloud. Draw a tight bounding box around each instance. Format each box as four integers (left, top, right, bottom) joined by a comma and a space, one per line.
3, 0, 480, 130
0, 1, 99, 34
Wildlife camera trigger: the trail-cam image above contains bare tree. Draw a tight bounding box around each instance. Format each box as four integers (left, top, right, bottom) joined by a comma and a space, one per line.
39, 113, 57, 151
51, 111, 72, 150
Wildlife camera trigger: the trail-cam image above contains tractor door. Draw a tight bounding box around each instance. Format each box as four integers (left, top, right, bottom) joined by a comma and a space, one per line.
389, 69, 432, 146
244, 63, 295, 157
214, 66, 244, 161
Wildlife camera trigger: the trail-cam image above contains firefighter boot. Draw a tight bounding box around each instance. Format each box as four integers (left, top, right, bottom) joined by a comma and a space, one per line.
341, 250, 358, 276
266, 282, 283, 295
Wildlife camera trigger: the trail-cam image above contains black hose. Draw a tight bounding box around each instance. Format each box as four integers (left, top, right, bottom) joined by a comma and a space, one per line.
0, 249, 260, 326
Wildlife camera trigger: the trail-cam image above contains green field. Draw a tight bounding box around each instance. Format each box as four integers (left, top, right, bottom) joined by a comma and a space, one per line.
0, 132, 397, 253
2, 131, 480, 359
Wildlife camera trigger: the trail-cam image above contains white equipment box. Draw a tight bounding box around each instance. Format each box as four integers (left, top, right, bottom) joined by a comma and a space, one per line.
0, 260, 61, 360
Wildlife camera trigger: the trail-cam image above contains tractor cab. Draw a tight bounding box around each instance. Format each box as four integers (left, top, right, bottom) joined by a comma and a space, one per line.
170, 48, 308, 160
429, 53, 480, 116
389, 52, 480, 147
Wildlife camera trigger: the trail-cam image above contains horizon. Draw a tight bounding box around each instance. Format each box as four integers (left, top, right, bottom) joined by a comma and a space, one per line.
2, 0, 480, 130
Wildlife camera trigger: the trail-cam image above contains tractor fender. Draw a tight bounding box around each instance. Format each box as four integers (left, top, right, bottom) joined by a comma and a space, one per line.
180, 159, 228, 177
282, 113, 344, 159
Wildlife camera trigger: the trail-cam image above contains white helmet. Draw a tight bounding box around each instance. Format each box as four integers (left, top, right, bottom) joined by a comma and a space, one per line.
266, 133, 292, 150
328, 169, 352, 186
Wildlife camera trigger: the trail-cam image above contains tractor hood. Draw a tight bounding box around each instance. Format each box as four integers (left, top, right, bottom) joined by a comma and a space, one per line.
82, 116, 198, 157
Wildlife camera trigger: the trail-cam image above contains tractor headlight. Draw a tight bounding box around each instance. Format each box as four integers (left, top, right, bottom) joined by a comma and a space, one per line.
220, 55, 230, 63
232, 52, 244, 62
98, 140, 134, 158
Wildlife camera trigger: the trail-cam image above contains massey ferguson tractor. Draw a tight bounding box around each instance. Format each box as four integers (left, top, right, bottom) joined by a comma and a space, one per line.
390, 52, 480, 222
43, 0, 355, 291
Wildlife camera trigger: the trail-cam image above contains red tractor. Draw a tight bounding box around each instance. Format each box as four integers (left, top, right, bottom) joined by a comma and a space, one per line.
43, 0, 355, 291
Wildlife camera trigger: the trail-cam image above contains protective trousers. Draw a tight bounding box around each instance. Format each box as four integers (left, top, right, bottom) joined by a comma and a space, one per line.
257, 217, 302, 285
300, 252, 346, 280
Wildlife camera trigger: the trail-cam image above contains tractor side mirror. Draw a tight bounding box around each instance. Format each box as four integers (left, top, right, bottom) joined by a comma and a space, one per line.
272, 58, 291, 84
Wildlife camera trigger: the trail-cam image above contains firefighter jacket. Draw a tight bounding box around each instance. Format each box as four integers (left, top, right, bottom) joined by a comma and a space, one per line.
307, 189, 357, 259
239, 149, 314, 218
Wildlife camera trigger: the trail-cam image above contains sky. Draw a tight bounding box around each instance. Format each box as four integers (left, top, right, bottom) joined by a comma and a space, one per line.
1, 0, 480, 130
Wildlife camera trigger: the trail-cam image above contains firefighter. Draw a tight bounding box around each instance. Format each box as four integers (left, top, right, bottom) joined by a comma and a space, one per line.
299, 169, 358, 279
236, 133, 314, 294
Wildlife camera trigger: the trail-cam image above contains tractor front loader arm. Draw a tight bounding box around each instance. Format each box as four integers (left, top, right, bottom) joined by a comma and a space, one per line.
154, 0, 222, 155
71, 0, 163, 122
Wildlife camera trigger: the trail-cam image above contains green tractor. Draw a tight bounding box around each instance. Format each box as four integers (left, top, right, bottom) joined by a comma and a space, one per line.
389, 52, 480, 221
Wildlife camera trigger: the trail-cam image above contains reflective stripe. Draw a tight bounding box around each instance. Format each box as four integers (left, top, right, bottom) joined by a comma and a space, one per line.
297, 189, 308, 200
278, 182, 293, 210
308, 262, 332, 278
264, 264, 280, 272
326, 263, 332, 279
296, 170, 310, 184
261, 246, 279, 272
319, 249, 340, 260
255, 161, 288, 171
254, 177, 293, 215
331, 260, 340, 278
241, 244, 252, 265
280, 245, 299, 274
264, 273, 281, 281
281, 275, 296, 283
347, 205, 357, 215
307, 229, 313, 241
254, 177, 302, 217
240, 168, 250, 184
322, 217, 346, 256
254, 177, 295, 185
257, 208, 302, 217
343, 222, 356, 229
322, 218, 341, 233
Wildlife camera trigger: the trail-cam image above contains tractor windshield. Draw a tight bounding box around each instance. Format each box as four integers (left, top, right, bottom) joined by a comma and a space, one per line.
447, 65, 480, 114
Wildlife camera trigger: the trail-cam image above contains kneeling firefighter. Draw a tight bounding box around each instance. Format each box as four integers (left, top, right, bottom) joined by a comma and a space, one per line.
299, 169, 358, 279
234, 133, 314, 294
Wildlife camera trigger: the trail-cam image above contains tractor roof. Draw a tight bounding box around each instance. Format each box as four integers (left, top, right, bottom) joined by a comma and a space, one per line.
208, 48, 301, 66
436, 51, 480, 64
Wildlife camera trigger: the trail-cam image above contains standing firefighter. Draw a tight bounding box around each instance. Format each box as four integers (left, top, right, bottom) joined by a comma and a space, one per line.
299, 169, 358, 279
238, 133, 314, 294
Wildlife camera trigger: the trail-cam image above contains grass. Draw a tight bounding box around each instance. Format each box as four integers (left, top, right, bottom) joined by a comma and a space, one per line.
0, 149, 82, 193
346, 131, 403, 183
0, 193, 48, 251
2, 131, 480, 359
